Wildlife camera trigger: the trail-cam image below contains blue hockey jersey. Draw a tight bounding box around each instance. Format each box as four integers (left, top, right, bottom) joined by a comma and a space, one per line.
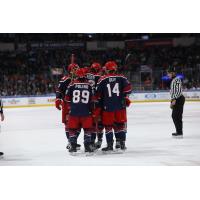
65, 79, 94, 116
96, 74, 132, 112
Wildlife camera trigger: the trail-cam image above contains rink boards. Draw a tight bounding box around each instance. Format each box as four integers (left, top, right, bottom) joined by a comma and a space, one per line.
2, 90, 200, 108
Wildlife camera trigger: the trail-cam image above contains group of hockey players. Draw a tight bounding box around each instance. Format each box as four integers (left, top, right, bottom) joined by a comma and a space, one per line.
55, 61, 132, 155
0, 61, 185, 158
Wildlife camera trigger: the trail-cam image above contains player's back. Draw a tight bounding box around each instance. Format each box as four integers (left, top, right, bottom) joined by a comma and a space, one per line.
66, 79, 93, 117
96, 73, 131, 112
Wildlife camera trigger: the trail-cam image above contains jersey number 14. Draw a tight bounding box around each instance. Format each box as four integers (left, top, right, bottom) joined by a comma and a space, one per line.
106, 83, 120, 97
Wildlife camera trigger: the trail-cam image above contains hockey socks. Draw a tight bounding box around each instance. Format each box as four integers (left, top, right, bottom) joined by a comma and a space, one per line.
105, 131, 113, 144
91, 132, 97, 144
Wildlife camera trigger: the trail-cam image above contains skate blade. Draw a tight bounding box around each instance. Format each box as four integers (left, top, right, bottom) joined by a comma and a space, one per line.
67, 147, 81, 151
85, 152, 94, 156
172, 135, 183, 139
114, 149, 126, 154
69, 152, 77, 156
102, 150, 114, 154
93, 148, 99, 153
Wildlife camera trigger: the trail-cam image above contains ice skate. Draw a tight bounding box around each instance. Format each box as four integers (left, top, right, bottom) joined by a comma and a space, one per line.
68, 144, 77, 156
102, 143, 113, 153
66, 143, 81, 150
66, 142, 71, 150
115, 141, 126, 153
76, 144, 81, 150
120, 141, 127, 151
115, 141, 121, 150
95, 140, 102, 149
172, 133, 183, 139
84, 143, 94, 156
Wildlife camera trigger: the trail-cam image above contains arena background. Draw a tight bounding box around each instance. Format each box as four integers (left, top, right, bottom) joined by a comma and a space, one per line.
1, 33, 200, 107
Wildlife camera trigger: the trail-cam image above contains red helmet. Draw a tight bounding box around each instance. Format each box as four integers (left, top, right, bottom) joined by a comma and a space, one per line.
83, 67, 90, 74
76, 68, 86, 78
91, 62, 101, 72
68, 63, 79, 72
105, 61, 117, 71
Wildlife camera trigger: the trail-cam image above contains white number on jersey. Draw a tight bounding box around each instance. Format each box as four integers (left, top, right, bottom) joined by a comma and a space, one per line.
72, 90, 90, 104
106, 83, 120, 97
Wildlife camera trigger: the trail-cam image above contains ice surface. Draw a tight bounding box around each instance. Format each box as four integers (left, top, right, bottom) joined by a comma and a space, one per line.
0, 102, 200, 166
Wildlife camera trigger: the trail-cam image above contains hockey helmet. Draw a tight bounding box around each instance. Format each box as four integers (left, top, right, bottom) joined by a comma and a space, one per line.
76, 68, 86, 78
91, 62, 101, 72
68, 63, 79, 73
83, 66, 90, 74
105, 61, 117, 71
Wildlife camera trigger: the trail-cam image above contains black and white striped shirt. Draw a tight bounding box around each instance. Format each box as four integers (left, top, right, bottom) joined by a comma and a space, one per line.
0, 99, 3, 114
170, 77, 183, 100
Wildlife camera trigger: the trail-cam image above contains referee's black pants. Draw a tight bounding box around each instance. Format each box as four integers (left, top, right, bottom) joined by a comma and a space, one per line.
172, 95, 185, 134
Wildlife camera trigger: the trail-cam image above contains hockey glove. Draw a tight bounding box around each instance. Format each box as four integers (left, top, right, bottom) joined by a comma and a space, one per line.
55, 99, 62, 110
125, 97, 131, 107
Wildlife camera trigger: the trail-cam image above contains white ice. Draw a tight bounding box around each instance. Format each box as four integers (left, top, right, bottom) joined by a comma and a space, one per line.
0, 102, 200, 166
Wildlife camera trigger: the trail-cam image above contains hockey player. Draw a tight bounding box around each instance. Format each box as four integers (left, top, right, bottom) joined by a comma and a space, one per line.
0, 98, 4, 156
86, 62, 104, 149
95, 61, 132, 152
65, 68, 95, 155
55, 63, 81, 149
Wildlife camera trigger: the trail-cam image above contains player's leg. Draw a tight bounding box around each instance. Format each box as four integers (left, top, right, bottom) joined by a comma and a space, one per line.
68, 116, 80, 153
68, 129, 78, 153
63, 109, 71, 149
65, 122, 71, 149
101, 111, 114, 152
66, 123, 81, 150
76, 128, 81, 149
114, 109, 127, 150
95, 121, 104, 149
0, 152, 4, 157
90, 123, 97, 149
76, 129, 81, 138
81, 116, 94, 154
114, 123, 127, 150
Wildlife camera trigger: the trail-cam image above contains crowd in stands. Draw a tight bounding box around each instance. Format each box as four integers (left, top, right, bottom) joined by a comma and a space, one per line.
1, 42, 200, 96
125, 45, 200, 90
1, 33, 193, 43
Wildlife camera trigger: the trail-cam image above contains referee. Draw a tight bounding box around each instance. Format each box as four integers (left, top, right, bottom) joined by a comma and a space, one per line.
0, 98, 4, 156
167, 66, 185, 138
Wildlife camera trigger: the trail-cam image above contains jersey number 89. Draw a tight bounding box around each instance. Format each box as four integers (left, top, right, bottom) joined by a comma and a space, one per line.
73, 90, 90, 104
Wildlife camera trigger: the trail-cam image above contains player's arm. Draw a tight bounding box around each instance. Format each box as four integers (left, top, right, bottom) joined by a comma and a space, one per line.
64, 85, 73, 113
55, 81, 63, 110
0, 99, 4, 121
95, 77, 104, 100
92, 84, 102, 119
122, 77, 132, 107
55, 77, 70, 110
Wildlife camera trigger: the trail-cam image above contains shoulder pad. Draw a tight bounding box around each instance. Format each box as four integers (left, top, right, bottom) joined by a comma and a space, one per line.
61, 76, 70, 81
